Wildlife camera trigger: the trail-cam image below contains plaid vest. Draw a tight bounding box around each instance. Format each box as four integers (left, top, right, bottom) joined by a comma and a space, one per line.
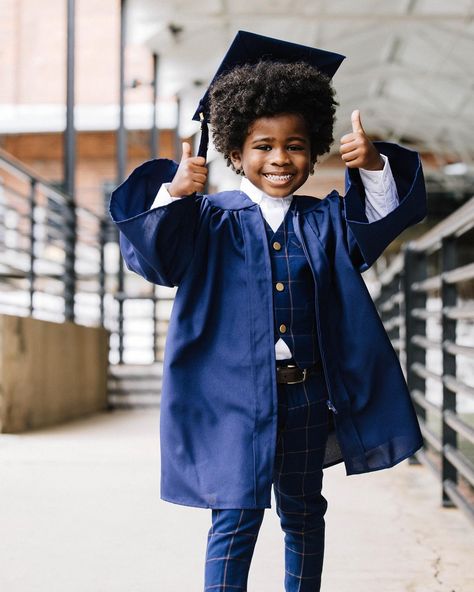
263, 202, 321, 369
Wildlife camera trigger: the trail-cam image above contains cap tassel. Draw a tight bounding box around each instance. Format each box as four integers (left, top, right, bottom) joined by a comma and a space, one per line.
197, 112, 209, 160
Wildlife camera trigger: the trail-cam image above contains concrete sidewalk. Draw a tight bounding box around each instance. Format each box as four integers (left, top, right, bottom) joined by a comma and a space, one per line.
0, 409, 472, 592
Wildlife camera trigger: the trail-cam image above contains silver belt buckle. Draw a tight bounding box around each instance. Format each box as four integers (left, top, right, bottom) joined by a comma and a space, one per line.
285, 364, 307, 385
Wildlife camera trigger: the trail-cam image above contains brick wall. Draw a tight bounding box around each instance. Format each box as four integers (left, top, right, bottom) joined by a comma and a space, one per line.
2, 129, 177, 212
0, 0, 153, 106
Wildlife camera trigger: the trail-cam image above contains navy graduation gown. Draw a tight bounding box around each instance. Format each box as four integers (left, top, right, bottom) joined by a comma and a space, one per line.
109, 141, 427, 509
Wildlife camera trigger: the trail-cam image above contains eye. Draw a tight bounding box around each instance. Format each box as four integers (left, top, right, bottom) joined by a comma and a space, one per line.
288, 144, 305, 151
255, 145, 272, 151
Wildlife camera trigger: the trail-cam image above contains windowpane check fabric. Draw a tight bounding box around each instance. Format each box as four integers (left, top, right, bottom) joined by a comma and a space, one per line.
204, 367, 330, 591
263, 202, 321, 369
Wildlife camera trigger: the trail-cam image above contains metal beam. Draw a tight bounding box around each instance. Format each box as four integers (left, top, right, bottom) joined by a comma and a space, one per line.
118, 0, 127, 185
150, 53, 159, 159
64, 0, 76, 322
117, 0, 127, 363
64, 0, 75, 198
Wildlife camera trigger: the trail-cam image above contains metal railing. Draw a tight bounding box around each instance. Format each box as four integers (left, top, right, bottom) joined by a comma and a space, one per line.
0, 148, 109, 327
0, 148, 174, 388
375, 197, 474, 525
111, 286, 175, 365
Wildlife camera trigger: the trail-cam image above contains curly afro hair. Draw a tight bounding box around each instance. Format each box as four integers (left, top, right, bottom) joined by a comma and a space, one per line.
208, 60, 338, 173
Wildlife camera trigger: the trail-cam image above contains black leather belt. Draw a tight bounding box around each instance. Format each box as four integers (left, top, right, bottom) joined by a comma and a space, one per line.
276, 361, 321, 384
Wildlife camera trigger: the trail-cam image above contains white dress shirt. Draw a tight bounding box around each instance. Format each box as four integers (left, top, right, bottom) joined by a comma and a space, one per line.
151, 155, 399, 360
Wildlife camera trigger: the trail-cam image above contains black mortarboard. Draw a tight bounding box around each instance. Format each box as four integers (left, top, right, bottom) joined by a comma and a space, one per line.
192, 30, 345, 159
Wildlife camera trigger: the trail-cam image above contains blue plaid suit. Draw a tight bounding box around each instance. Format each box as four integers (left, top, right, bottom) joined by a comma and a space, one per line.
204, 204, 331, 591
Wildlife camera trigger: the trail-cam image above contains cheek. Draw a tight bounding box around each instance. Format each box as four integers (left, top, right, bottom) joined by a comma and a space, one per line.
244, 154, 263, 170
300, 155, 311, 174
296, 155, 311, 174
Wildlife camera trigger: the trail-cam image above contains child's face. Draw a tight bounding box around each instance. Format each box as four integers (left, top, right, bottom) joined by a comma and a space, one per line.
230, 113, 311, 198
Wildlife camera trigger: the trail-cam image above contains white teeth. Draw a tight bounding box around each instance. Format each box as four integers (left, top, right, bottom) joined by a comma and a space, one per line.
264, 174, 293, 182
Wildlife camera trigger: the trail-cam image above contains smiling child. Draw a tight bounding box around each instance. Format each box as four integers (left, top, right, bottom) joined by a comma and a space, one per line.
110, 32, 426, 592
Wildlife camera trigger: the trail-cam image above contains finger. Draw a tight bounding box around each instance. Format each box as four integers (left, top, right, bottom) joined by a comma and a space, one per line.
339, 139, 359, 154
191, 173, 208, 183
181, 141, 193, 161
192, 182, 205, 193
342, 155, 364, 168
344, 159, 362, 169
340, 148, 360, 163
351, 109, 364, 134
187, 156, 207, 170
188, 162, 208, 173
340, 132, 358, 144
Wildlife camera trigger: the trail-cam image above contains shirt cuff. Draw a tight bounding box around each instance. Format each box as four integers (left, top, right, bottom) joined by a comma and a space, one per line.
359, 154, 400, 222
150, 182, 183, 209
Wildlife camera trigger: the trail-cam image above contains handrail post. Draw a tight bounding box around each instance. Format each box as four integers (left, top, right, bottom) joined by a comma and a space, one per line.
388, 275, 398, 346
396, 272, 403, 361
403, 244, 427, 463
152, 288, 158, 363
379, 282, 388, 327
441, 236, 457, 507
64, 197, 76, 322
99, 219, 106, 326
28, 179, 37, 316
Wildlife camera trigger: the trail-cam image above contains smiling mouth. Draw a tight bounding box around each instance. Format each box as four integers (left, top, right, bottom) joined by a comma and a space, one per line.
263, 173, 295, 183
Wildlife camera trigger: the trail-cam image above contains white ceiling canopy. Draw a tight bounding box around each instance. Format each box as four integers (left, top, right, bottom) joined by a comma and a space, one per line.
127, 0, 474, 163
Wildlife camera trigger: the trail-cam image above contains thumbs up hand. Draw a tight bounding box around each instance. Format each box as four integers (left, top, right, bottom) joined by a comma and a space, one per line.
339, 110, 384, 171
168, 141, 208, 197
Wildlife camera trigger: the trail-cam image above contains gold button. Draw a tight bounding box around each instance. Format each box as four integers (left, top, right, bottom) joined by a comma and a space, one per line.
279, 324, 287, 334
273, 241, 282, 251
275, 282, 285, 292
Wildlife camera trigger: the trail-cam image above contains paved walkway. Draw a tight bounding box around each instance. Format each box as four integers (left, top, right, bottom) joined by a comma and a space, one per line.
0, 409, 472, 592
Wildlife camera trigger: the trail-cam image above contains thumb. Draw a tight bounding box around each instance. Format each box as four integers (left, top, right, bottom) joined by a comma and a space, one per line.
181, 141, 192, 161
351, 109, 364, 134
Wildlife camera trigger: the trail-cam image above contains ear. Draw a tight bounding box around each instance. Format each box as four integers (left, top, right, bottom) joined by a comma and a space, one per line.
229, 149, 242, 170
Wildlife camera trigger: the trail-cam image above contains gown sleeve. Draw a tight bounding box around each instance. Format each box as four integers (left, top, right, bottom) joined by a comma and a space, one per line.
108, 158, 202, 287
341, 141, 427, 273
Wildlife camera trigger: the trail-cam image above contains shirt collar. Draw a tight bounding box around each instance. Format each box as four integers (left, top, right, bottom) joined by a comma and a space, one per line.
240, 176, 293, 206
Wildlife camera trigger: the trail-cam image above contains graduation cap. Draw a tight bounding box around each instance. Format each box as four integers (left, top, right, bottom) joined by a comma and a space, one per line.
192, 30, 345, 159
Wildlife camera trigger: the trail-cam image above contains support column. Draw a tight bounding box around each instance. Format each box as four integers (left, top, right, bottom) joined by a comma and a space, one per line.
151, 53, 159, 159
64, 0, 76, 322
116, 0, 127, 363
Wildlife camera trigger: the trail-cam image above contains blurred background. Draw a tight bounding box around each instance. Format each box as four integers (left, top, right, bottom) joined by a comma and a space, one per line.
0, 1, 473, 590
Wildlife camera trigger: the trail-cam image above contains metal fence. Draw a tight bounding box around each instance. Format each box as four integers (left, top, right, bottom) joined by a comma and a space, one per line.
0, 149, 109, 326
112, 287, 175, 365
0, 148, 174, 374
374, 197, 474, 525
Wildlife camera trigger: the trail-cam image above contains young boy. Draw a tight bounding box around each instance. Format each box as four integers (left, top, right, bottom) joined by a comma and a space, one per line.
110, 31, 426, 592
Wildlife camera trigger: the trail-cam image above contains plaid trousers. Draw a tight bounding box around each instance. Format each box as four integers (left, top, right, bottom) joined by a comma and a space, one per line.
204, 364, 330, 591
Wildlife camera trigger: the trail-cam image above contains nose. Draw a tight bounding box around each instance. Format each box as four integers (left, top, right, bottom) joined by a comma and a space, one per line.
271, 147, 290, 166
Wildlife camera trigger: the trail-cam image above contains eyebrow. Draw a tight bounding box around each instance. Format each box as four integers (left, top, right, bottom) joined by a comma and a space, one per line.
250, 136, 308, 143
